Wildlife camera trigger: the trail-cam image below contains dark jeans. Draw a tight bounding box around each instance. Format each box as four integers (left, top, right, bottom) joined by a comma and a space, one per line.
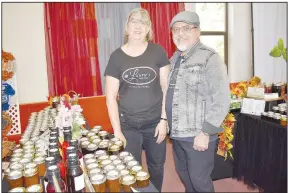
120, 114, 166, 192
172, 139, 217, 192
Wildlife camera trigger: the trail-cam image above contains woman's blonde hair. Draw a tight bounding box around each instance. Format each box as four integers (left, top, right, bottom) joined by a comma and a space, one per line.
124, 8, 154, 43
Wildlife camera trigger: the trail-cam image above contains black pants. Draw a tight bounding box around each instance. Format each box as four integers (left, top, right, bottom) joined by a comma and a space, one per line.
120, 114, 166, 192
172, 139, 217, 192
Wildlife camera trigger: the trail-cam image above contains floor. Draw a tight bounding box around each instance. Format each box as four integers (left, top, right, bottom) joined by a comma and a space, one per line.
141, 139, 259, 192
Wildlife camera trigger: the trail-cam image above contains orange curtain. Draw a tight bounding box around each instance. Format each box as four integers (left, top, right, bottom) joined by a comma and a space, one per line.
141, 3, 185, 58
44, 3, 102, 96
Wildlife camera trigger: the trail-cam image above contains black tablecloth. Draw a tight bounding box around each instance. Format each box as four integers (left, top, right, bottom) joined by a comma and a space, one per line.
233, 113, 287, 192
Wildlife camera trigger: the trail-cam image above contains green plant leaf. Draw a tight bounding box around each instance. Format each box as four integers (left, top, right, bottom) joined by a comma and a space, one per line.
278, 38, 284, 50
270, 46, 282, 57
283, 48, 287, 62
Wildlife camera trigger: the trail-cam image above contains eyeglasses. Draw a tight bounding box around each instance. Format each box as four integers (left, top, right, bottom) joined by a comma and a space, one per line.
129, 19, 149, 26
171, 26, 197, 34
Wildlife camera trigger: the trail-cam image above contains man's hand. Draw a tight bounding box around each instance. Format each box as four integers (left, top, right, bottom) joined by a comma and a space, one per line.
114, 131, 127, 148
193, 131, 209, 151
154, 120, 167, 144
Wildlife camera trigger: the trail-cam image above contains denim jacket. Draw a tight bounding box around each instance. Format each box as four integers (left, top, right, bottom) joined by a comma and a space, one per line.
168, 41, 230, 138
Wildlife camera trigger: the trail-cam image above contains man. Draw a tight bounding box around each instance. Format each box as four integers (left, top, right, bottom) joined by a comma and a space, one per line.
165, 11, 230, 192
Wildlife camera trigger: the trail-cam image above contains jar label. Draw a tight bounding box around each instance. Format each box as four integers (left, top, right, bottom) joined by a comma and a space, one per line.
74, 173, 85, 191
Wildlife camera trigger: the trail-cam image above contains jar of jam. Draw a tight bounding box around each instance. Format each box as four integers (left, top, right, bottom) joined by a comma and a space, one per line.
80, 137, 89, 143
113, 159, 123, 166
89, 168, 103, 177
109, 155, 119, 161
19, 138, 29, 147
264, 82, 273, 93
114, 141, 124, 152
92, 138, 102, 145
24, 168, 39, 187
272, 106, 280, 113
7, 170, 23, 189
10, 163, 24, 172
34, 157, 46, 177
98, 131, 109, 140
110, 137, 120, 143
26, 184, 43, 192
86, 143, 98, 155
127, 160, 139, 170
24, 149, 35, 155
103, 164, 116, 174
116, 164, 126, 171
136, 171, 150, 188
121, 174, 137, 192
25, 163, 38, 170
119, 151, 131, 160
87, 163, 99, 173
82, 129, 89, 137
23, 145, 34, 151
24, 141, 35, 147
35, 152, 47, 158
124, 155, 135, 164
81, 141, 91, 155
106, 170, 121, 192
90, 135, 100, 142
109, 144, 121, 155
101, 139, 110, 144
90, 173, 107, 193
19, 158, 31, 166
11, 153, 23, 159
98, 142, 109, 152
83, 153, 95, 163
100, 159, 112, 168
120, 169, 130, 177
98, 155, 110, 162
93, 125, 102, 132
85, 158, 97, 166
8, 187, 26, 192
23, 153, 34, 161
94, 150, 107, 159
280, 115, 287, 126
13, 148, 24, 154
131, 165, 143, 175
87, 132, 96, 139
10, 157, 21, 165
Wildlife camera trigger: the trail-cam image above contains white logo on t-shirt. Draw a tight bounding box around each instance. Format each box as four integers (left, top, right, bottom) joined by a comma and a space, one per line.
122, 67, 157, 86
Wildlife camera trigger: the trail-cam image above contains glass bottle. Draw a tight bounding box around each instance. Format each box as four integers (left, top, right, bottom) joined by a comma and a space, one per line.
50, 131, 62, 148
69, 139, 84, 167
43, 157, 56, 190
62, 129, 72, 162
49, 148, 66, 183
66, 153, 85, 192
46, 165, 67, 193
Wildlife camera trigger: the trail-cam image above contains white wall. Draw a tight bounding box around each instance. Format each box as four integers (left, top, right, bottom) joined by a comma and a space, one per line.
253, 3, 287, 83
2, 3, 48, 103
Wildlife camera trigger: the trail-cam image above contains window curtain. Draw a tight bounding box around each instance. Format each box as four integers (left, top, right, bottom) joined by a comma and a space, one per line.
141, 3, 185, 58
44, 3, 102, 97
95, 3, 140, 92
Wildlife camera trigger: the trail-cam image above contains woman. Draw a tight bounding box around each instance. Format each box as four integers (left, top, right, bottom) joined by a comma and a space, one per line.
104, 8, 170, 192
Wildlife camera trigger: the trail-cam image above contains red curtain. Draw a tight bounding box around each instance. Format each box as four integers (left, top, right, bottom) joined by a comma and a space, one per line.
44, 3, 102, 97
141, 3, 185, 58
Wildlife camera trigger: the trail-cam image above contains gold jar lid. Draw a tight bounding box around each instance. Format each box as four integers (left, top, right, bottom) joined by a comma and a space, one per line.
90, 173, 106, 185
30, 137, 39, 142
104, 164, 116, 173
23, 145, 34, 151
93, 125, 102, 131
24, 141, 34, 146
98, 155, 110, 161
13, 148, 24, 154
101, 159, 112, 167
127, 160, 139, 169
131, 165, 143, 174
89, 168, 103, 176
119, 151, 131, 159
34, 156, 45, 164
23, 153, 34, 160
90, 135, 99, 141
116, 164, 126, 171
80, 137, 89, 142
106, 169, 120, 180
110, 137, 120, 143
121, 174, 136, 185
24, 168, 38, 177
81, 141, 91, 148
19, 138, 29, 145
94, 150, 107, 158
101, 139, 110, 143
98, 141, 109, 148
87, 163, 99, 171
26, 184, 43, 192
109, 144, 120, 152
24, 149, 35, 154
10, 157, 21, 164
25, 162, 38, 170
87, 132, 96, 138
8, 187, 26, 192
120, 169, 130, 176
83, 153, 94, 161
11, 153, 23, 158
19, 158, 31, 165
10, 163, 23, 171
35, 152, 47, 158
85, 158, 97, 166
136, 171, 150, 181
115, 140, 123, 147
8, 170, 22, 180
92, 138, 102, 145
91, 128, 101, 134
87, 143, 98, 151
82, 129, 89, 136
113, 159, 123, 166
35, 143, 43, 150
98, 130, 108, 137
109, 155, 119, 161
124, 155, 134, 163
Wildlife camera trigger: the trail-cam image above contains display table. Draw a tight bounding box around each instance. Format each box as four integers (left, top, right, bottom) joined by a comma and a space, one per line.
233, 113, 287, 192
